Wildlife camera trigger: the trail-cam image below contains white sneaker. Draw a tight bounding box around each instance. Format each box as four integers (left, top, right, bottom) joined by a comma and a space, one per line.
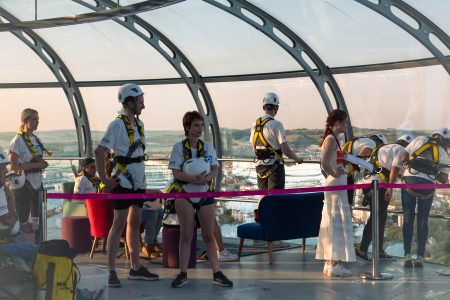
218, 248, 239, 262
326, 263, 352, 277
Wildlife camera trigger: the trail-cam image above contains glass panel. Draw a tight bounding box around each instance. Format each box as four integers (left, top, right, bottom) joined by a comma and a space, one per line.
128, 0, 300, 76
404, 0, 450, 39
248, 0, 433, 67
206, 78, 327, 158
0, 87, 75, 148
336, 65, 450, 131
0, 0, 93, 21
81, 84, 196, 136
35, 21, 179, 81
0, 33, 56, 83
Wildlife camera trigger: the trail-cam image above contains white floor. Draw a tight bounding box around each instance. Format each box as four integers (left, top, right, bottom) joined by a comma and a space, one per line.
75, 246, 450, 300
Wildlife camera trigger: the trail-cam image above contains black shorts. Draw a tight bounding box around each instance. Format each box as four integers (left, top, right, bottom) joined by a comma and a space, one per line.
190, 197, 216, 211
112, 186, 145, 210
256, 163, 285, 190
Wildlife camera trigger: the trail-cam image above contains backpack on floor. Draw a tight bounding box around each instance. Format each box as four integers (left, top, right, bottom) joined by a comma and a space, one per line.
32, 239, 79, 300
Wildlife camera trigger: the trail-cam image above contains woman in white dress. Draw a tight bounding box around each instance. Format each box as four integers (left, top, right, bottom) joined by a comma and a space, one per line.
316, 109, 355, 277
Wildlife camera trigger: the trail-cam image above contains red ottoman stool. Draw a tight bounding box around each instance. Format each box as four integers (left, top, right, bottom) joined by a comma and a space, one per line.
162, 225, 197, 268
61, 216, 91, 254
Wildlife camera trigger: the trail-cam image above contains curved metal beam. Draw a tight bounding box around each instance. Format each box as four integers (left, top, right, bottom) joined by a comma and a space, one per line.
1, 55, 446, 90
72, 0, 223, 157
203, 0, 353, 137
0, 8, 92, 157
355, 0, 450, 74
0, 0, 184, 32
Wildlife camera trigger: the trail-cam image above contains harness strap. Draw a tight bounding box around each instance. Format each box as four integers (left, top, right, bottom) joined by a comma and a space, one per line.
114, 156, 145, 164
410, 139, 439, 164
256, 160, 281, 179
404, 188, 434, 199
117, 115, 145, 151
405, 138, 440, 178
183, 138, 204, 161
369, 145, 390, 183
167, 139, 214, 194
17, 130, 52, 159
113, 115, 146, 189
252, 117, 283, 162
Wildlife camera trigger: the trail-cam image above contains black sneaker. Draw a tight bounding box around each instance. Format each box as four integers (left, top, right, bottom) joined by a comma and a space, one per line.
171, 272, 188, 288
213, 271, 233, 287
355, 249, 370, 262
128, 266, 159, 281
108, 270, 121, 288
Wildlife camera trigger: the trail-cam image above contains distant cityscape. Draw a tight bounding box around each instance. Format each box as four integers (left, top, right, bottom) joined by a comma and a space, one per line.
0, 127, 448, 265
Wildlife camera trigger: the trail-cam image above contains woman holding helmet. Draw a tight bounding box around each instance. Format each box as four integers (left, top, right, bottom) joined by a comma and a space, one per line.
167, 111, 233, 288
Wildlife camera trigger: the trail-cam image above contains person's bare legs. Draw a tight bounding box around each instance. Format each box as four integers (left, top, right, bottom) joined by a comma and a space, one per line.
174, 198, 196, 273
197, 203, 220, 272
214, 218, 224, 252
107, 209, 128, 271
127, 204, 142, 270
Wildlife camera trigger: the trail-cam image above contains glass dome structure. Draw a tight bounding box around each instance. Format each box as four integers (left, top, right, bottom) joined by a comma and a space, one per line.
0, 0, 449, 158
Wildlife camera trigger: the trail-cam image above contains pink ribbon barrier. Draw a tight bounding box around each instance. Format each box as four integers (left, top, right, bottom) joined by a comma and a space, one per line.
46, 182, 450, 201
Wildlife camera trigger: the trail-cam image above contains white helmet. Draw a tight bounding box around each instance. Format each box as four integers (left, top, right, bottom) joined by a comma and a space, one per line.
9, 173, 25, 189
183, 157, 211, 176
432, 127, 450, 139
118, 83, 144, 103
397, 134, 414, 145
0, 151, 9, 164
370, 134, 387, 146
262, 92, 279, 106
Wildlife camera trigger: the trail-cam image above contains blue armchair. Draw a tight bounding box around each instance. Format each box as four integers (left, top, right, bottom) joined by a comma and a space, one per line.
237, 192, 324, 264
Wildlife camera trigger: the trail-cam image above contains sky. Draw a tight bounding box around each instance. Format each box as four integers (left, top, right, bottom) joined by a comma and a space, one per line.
0, 65, 449, 133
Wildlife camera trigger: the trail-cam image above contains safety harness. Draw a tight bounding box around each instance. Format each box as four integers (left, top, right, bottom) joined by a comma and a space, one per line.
403, 138, 443, 198
404, 138, 440, 178
166, 138, 214, 194
342, 137, 362, 177
17, 130, 52, 174
111, 115, 145, 189
252, 117, 284, 179
367, 145, 391, 183
252, 117, 283, 162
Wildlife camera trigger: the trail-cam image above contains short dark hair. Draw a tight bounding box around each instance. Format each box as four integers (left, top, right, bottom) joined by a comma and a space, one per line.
122, 96, 135, 107
263, 104, 278, 111
182, 111, 204, 136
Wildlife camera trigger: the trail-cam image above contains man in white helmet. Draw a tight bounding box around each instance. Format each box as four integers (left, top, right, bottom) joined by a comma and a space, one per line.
94, 83, 159, 287
355, 134, 413, 262
400, 128, 449, 268
369, 134, 388, 148
250, 92, 303, 190
342, 137, 377, 206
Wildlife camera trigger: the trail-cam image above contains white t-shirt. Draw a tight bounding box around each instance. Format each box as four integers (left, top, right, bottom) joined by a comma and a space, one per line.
0, 188, 20, 235
99, 118, 146, 190
366, 143, 406, 182
74, 175, 96, 194
9, 134, 44, 189
168, 140, 218, 200
403, 136, 450, 182
249, 114, 287, 166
